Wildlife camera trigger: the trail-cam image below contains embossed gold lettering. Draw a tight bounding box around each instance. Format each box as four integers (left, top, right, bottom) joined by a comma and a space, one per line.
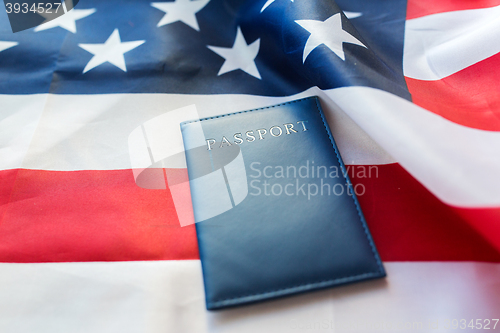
206, 138, 216, 150
246, 130, 256, 142
233, 133, 243, 144
297, 120, 308, 131
284, 123, 297, 134
256, 128, 267, 140
210, 120, 309, 148
219, 136, 232, 148
270, 125, 283, 137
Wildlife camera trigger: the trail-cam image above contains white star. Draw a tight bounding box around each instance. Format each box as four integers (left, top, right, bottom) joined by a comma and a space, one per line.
78, 29, 145, 74
260, 0, 293, 13
344, 11, 362, 19
0, 41, 18, 53
296, 13, 367, 62
207, 27, 261, 79
35, 8, 96, 33
151, 0, 210, 31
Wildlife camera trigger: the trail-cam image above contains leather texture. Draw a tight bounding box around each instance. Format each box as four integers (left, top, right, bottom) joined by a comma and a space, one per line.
181, 97, 385, 310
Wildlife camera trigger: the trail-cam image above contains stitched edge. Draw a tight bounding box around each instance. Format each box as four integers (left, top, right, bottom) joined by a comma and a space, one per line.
180, 97, 314, 126
312, 97, 385, 273
208, 272, 381, 308
183, 97, 385, 308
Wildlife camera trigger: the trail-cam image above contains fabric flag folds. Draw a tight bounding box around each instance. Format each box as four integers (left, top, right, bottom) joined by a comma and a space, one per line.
0, 0, 499, 332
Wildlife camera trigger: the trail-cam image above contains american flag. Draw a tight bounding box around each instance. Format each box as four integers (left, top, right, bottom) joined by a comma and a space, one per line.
0, 0, 499, 331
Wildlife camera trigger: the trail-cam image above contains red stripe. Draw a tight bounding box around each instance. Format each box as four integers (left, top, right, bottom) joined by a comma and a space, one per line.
454, 207, 500, 255
0, 169, 199, 263
406, 0, 500, 20
350, 165, 500, 262
406, 52, 500, 131
0, 166, 499, 263
0, 169, 19, 226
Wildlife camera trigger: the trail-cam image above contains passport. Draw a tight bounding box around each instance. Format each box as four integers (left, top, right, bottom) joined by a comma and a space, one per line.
180, 97, 385, 310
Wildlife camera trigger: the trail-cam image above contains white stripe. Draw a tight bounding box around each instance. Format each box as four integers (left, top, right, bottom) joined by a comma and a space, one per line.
325, 87, 500, 207
3, 87, 500, 207
128, 104, 202, 170
403, 5, 500, 80
0, 91, 395, 171
0, 260, 207, 333
0, 94, 47, 170
0, 261, 498, 333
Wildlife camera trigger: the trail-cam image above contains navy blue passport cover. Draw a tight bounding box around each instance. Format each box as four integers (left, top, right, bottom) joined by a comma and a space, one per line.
180, 97, 385, 310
